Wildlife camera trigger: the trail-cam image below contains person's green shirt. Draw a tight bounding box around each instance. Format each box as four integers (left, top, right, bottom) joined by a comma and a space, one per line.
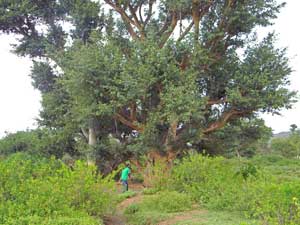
121, 167, 130, 181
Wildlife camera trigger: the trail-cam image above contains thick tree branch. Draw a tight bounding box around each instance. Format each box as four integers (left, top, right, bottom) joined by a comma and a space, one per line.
114, 113, 144, 132
128, 4, 145, 38
81, 128, 89, 140
192, 1, 201, 43
203, 109, 252, 134
130, 101, 137, 121
138, 3, 144, 24
144, 0, 154, 27
104, 0, 139, 40
159, 11, 178, 48
192, 0, 213, 43
207, 0, 237, 53
207, 97, 228, 106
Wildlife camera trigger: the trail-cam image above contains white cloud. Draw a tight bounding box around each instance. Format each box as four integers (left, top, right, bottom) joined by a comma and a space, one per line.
260, 0, 300, 133
0, 35, 41, 138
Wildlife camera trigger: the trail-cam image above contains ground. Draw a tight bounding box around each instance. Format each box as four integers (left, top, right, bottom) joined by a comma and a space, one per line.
103, 182, 255, 225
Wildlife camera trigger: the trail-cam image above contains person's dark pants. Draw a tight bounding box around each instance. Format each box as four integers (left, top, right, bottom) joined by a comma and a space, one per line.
121, 179, 128, 192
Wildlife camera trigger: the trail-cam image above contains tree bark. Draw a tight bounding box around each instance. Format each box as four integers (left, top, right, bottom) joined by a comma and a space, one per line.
87, 120, 98, 165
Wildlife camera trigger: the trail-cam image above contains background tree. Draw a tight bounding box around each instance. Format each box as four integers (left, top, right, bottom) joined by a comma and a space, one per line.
271, 125, 300, 158
290, 124, 298, 133
0, 0, 106, 160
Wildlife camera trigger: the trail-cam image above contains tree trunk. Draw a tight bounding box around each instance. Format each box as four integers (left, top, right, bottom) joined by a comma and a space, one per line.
142, 120, 180, 186
88, 127, 97, 146
87, 119, 98, 165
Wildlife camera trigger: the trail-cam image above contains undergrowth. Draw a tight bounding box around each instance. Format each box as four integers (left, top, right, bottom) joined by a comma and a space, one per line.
0, 153, 117, 225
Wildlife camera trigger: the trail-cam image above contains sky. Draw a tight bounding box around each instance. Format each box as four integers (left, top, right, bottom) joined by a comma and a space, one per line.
0, 0, 299, 138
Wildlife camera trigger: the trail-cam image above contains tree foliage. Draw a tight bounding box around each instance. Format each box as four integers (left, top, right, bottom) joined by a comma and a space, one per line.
0, 0, 296, 165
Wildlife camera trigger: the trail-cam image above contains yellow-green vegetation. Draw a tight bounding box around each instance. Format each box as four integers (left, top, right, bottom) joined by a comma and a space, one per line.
2, 152, 300, 225
124, 154, 300, 225
173, 155, 300, 225
252, 154, 300, 181
271, 131, 300, 158
0, 153, 117, 225
173, 211, 257, 225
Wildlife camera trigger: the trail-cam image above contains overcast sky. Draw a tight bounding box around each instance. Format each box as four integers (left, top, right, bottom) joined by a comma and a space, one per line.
0, 0, 299, 138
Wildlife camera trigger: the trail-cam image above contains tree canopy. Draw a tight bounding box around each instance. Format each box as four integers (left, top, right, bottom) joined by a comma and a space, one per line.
0, 0, 296, 166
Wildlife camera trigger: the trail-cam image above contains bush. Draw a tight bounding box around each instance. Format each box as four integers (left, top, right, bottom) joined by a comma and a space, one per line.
0, 131, 39, 156
167, 154, 300, 224
0, 153, 116, 225
246, 182, 300, 225
271, 132, 300, 158
170, 154, 247, 208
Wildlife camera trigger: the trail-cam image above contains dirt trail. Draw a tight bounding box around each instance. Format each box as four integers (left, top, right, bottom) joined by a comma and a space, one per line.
104, 183, 206, 225
103, 183, 144, 225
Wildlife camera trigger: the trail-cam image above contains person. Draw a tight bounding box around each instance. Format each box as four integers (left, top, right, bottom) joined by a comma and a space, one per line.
120, 162, 131, 192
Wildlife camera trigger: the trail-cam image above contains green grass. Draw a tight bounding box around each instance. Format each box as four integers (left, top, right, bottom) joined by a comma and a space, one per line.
251, 155, 300, 181
142, 187, 159, 195
124, 191, 193, 225
117, 190, 137, 202
174, 211, 257, 225
125, 209, 172, 225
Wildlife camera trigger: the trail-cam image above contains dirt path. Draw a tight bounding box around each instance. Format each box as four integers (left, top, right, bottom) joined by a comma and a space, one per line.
104, 183, 206, 225
103, 183, 144, 225
103, 194, 143, 225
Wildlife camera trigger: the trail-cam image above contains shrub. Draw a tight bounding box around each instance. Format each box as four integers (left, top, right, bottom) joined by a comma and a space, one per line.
246, 182, 300, 225
271, 132, 300, 158
168, 154, 300, 224
170, 154, 246, 208
0, 153, 116, 225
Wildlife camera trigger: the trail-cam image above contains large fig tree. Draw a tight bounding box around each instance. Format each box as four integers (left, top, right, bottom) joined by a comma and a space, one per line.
0, 0, 296, 166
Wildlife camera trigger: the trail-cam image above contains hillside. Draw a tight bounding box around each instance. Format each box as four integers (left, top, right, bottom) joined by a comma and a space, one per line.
273, 131, 291, 138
